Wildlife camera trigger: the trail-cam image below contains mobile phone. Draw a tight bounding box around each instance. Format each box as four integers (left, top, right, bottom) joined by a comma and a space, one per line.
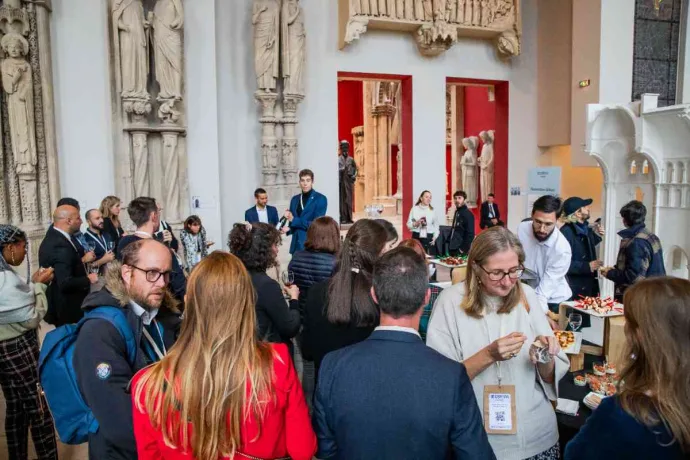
153, 231, 165, 243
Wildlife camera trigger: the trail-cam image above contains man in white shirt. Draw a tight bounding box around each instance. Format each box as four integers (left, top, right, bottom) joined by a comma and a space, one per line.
244, 188, 279, 226
517, 195, 572, 316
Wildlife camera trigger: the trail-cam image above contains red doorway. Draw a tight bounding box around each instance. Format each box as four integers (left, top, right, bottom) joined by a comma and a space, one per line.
337, 72, 414, 238
447, 77, 509, 234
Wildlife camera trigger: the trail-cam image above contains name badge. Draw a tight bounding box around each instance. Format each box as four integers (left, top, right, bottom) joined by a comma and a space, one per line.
483, 385, 517, 435
420, 228, 428, 238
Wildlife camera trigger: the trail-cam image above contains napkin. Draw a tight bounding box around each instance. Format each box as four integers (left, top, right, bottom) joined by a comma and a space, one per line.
555, 398, 580, 416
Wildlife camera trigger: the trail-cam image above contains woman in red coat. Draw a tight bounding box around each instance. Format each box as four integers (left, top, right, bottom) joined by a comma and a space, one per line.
131, 252, 316, 460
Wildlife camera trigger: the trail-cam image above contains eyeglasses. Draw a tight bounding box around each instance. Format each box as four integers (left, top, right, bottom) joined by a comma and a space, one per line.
477, 264, 524, 281
127, 265, 170, 283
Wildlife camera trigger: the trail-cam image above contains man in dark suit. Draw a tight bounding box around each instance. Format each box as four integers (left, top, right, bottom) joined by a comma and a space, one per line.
448, 190, 475, 255
285, 169, 328, 254
480, 193, 504, 229
39, 205, 99, 325
313, 247, 495, 460
245, 187, 279, 226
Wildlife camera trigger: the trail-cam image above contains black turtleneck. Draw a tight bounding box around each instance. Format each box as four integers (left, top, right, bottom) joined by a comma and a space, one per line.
297, 189, 313, 217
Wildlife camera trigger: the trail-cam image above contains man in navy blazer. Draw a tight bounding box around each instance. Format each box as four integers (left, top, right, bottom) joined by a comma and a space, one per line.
284, 169, 328, 254
245, 188, 279, 226
313, 247, 495, 460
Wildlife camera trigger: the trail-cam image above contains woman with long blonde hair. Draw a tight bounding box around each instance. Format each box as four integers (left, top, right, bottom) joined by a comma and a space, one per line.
100, 195, 126, 244
406, 190, 439, 253
565, 277, 690, 458
131, 252, 316, 460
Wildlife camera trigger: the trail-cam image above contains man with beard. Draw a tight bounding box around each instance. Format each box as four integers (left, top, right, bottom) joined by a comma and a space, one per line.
447, 190, 475, 255
517, 195, 572, 315
559, 197, 604, 300
338, 140, 357, 225
73, 239, 181, 460
84, 209, 116, 273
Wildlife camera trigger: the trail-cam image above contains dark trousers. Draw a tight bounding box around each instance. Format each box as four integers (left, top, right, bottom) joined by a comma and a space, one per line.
0, 330, 58, 460
413, 232, 435, 254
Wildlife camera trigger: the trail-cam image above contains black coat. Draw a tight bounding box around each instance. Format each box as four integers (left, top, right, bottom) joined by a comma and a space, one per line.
287, 250, 336, 317
249, 270, 301, 345
449, 205, 475, 254
560, 222, 602, 299
102, 217, 125, 249
38, 227, 90, 325
313, 330, 495, 460
480, 201, 502, 229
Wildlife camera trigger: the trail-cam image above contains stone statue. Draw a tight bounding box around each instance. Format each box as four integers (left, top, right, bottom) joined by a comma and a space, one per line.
1, 33, 37, 176
282, 0, 306, 96
423, 0, 433, 20
464, 0, 473, 24
478, 130, 495, 202
396, 0, 405, 18
379, 0, 388, 16
404, 0, 415, 19
457, 0, 465, 23
152, 0, 184, 103
497, 29, 519, 56
480, 0, 490, 26
370, 0, 379, 16
446, 0, 458, 22
415, 0, 425, 20
472, 0, 480, 25
253, 0, 280, 92
112, 0, 150, 100
461, 136, 478, 207
351, 0, 362, 14
387, 0, 397, 17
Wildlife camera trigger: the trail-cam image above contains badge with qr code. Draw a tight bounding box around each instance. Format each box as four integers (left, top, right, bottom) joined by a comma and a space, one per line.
483, 385, 517, 435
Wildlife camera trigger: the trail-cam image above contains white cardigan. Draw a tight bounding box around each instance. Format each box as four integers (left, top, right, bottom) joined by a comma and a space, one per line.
426, 283, 569, 460
406, 205, 439, 236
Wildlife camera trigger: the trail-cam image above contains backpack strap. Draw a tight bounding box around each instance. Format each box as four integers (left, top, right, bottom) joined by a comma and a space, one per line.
80, 306, 138, 367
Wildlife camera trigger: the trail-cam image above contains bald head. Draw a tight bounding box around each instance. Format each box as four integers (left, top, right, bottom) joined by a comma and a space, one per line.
53, 205, 82, 235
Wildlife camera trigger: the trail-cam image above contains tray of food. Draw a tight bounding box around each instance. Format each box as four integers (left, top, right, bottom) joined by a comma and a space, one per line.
561, 296, 624, 318
583, 392, 604, 410
431, 255, 468, 268
554, 330, 582, 354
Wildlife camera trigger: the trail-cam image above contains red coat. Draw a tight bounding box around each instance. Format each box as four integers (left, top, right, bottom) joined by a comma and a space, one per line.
131, 344, 317, 460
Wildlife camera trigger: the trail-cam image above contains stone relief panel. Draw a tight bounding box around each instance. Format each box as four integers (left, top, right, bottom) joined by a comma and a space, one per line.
108, 0, 188, 226
0, 0, 60, 269
340, 0, 521, 57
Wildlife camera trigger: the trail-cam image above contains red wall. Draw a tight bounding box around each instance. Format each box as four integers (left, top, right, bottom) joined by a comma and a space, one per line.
337, 80, 364, 150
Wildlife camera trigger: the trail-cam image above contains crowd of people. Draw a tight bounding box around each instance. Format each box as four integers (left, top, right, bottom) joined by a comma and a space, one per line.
0, 169, 688, 460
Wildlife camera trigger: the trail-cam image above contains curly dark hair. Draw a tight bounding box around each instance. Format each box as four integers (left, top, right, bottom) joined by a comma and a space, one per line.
228, 222, 281, 272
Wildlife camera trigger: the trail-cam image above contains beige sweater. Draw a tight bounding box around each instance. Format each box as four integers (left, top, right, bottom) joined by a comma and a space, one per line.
426, 283, 569, 460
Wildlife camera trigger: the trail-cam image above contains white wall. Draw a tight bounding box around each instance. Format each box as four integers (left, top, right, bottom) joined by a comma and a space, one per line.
51, 0, 540, 238
51, 0, 114, 212
599, 0, 635, 104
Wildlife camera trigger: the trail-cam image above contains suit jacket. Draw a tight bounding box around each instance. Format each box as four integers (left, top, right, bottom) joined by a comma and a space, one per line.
449, 205, 475, 253
38, 227, 90, 325
245, 205, 280, 226
480, 201, 501, 229
288, 191, 328, 254
313, 329, 495, 460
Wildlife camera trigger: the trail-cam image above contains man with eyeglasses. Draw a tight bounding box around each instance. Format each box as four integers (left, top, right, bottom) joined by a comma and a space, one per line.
517, 195, 572, 317
73, 239, 181, 460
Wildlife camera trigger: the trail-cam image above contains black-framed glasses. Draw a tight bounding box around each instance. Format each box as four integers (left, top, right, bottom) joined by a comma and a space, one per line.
127, 265, 170, 283
477, 264, 524, 281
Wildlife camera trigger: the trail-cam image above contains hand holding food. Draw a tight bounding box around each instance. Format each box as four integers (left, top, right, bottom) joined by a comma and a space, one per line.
487, 332, 526, 362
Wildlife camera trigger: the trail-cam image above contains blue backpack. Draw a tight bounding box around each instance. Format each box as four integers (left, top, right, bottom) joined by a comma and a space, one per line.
38, 306, 137, 445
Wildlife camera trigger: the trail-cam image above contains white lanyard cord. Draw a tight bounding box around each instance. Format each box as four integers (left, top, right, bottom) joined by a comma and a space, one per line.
483, 311, 506, 386
142, 320, 166, 360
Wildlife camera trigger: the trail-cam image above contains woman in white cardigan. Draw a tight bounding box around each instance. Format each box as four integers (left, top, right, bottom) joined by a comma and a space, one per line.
427, 226, 568, 460
406, 190, 439, 253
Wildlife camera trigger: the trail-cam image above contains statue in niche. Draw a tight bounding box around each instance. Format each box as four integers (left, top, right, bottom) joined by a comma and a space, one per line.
253, 0, 280, 92
152, 0, 184, 116
460, 136, 478, 206
282, 0, 306, 95
1, 33, 37, 176
457, 0, 465, 23
414, 0, 424, 20
113, 0, 150, 100
423, 0, 433, 20
478, 130, 495, 202
480, 0, 490, 26
464, 0, 473, 24
396, 0, 405, 18
472, 0, 480, 25
446, 0, 458, 22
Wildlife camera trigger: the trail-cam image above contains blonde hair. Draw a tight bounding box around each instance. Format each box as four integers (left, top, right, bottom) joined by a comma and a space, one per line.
462, 226, 527, 318
415, 190, 434, 211
100, 196, 122, 228
619, 278, 690, 453
133, 252, 275, 460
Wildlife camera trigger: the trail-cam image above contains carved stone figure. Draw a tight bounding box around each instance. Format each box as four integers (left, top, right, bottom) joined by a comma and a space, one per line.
162, 133, 180, 222
370, 0, 379, 16
396, 0, 405, 18
1, 33, 37, 177
379, 0, 388, 16
282, 0, 306, 95
472, 0, 480, 25
423, 0, 433, 20
414, 0, 424, 20
152, 0, 184, 111
132, 132, 149, 196
113, 0, 149, 100
252, 0, 280, 92
387, 0, 397, 17
478, 130, 495, 202
480, 0, 490, 26
404, 0, 415, 19
497, 29, 519, 56
457, 0, 465, 23
461, 136, 478, 207
446, 0, 458, 22
464, 0, 473, 24
351, 0, 362, 14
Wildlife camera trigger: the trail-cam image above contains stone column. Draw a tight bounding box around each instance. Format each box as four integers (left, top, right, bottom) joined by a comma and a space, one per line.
131, 131, 150, 197
372, 103, 396, 197
256, 91, 280, 190
352, 126, 365, 212
394, 143, 402, 198
162, 131, 181, 222
281, 93, 304, 187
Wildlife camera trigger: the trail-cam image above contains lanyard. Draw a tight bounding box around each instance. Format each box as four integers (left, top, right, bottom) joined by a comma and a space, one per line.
142, 320, 166, 361
483, 311, 506, 386
300, 194, 306, 210
86, 231, 107, 252
134, 231, 152, 238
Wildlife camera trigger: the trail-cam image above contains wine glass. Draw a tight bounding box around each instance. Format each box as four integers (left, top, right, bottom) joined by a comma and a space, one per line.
281, 270, 295, 287
568, 313, 583, 332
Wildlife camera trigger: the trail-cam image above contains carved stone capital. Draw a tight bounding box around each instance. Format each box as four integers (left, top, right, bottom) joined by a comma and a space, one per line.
157, 97, 182, 125
0, 3, 30, 35
123, 95, 152, 123
372, 103, 397, 118
344, 16, 369, 44
497, 29, 520, 57
255, 91, 279, 118
415, 22, 457, 56
283, 93, 305, 116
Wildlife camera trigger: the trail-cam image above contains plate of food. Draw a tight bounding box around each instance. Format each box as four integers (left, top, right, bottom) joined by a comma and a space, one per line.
583, 392, 604, 410
554, 330, 582, 354
432, 256, 468, 268
562, 296, 624, 318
